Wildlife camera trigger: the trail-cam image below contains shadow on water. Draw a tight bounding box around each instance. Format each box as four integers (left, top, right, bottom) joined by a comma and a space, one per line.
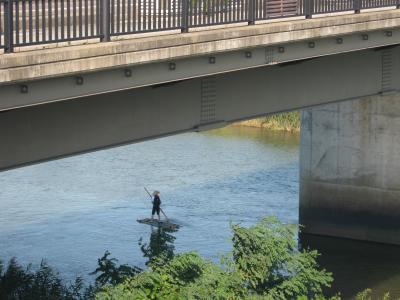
90, 226, 179, 287
300, 233, 400, 299
139, 225, 179, 267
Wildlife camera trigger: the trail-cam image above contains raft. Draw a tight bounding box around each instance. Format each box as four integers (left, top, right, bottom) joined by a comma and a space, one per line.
137, 218, 180, 230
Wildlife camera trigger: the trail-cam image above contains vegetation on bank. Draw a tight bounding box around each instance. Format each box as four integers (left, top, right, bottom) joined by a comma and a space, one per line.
0, 216, 393, 300
96, 217, 332, 300
0, 258, 86, 300
235, 111, 300, 132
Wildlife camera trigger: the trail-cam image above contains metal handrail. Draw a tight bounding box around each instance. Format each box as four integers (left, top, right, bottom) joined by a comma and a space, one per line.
1, 0, 399, 52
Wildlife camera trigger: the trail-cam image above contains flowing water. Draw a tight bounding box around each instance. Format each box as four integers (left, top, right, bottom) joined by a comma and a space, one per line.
0, 126, 399, 298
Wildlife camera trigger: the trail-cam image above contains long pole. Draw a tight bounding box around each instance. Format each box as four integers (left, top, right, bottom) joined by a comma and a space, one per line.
144, 187, 169, 221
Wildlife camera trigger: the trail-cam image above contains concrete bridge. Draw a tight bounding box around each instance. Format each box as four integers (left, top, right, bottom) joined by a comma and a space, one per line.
2, 5, 400, 244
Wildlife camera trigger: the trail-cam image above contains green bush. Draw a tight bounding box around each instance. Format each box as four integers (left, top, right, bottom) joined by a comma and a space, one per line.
1, 217, 392, 299
0, 258, 84, 300
96, 217, 333, 300
355, 289, 391, 300
260, 111, 301, 132
90, 251, 142, 286
237, 111, 301, 132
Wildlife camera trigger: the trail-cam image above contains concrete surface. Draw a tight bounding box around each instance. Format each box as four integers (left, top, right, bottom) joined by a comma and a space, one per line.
300, 93, 400, 245
2, 9, 400, 84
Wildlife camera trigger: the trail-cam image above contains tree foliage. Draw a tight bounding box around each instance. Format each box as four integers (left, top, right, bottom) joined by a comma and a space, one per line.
90, 251, 142, 286
0, 258, 83, 300
96, 217, 333, 300
1, 217, 392, 300
231, 217, 332, 299
355, 289, 391, 300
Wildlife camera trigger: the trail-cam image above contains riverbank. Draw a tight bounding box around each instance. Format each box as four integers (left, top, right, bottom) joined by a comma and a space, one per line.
233, 111, 300, 132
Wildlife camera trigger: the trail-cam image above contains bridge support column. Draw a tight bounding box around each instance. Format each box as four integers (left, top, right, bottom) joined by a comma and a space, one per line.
299, 94, 400, 245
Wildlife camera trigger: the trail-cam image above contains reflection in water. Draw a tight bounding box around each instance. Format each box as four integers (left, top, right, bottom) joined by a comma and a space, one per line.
0, 126, 399, 295
301, 234, 400, 299
0, 127, 299, 281
139, 226, 178, 267
207, 126, 300, 147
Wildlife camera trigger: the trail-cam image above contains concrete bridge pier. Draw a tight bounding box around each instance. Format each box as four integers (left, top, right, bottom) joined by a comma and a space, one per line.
299, 94, 400, 245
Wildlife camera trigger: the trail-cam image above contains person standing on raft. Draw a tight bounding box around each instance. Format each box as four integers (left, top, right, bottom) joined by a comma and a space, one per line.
151, 191, 161, 221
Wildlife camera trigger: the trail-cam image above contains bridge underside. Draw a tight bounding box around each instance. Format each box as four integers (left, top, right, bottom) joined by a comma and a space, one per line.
1, 46, 400, 170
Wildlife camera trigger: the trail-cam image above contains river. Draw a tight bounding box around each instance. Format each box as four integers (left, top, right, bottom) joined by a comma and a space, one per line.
0, 126, 399, 299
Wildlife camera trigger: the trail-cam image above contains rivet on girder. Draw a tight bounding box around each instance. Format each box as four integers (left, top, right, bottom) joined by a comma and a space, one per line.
336, 37, 343, 44
362, 34, 369, 40
278, 46, 285, 53
20, 85, 28, 94
209, 56, 216, 64
245, 51, 252, 58
308, 41, 315, 48
124, 69, 132, 77
76, 76, 84, 85
169, 62, 176, 70
386, 31, 393, 37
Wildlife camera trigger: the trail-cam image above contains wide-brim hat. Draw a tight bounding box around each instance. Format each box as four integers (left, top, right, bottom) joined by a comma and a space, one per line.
152, 191, 160, 196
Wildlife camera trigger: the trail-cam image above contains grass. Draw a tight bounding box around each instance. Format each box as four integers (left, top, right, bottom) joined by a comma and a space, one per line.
234, 111, 301, 132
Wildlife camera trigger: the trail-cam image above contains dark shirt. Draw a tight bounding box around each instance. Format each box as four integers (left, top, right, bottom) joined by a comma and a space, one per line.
153, 195, 161, 208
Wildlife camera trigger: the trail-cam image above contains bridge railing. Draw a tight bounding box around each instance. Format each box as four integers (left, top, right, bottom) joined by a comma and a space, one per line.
1, 0, 399, 52
310, 0, 398, 15
0, 0, 102, 51
109, 0, 182, 35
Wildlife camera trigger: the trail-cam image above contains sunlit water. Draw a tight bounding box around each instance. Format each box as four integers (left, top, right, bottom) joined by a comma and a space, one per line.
0, 127, 299, 277
0, 126, 399, 298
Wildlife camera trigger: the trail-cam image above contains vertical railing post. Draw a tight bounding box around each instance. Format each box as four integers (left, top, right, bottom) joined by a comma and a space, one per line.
354, 0, 361, 14
100, 0, 110, 41
248, 0, 255, 25
305, 0, 313, 19
181, 0, 189, 33
4, 0, 14, 53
